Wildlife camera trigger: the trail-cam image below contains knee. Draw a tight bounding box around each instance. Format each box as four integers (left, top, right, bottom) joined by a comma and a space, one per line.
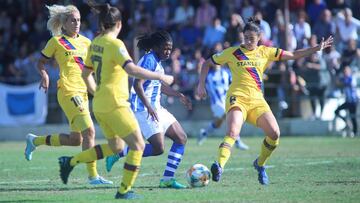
82, 127, 95, 141
152, 144, 165, 156
227, 128, 239, 139
268, 128, 280, 140
174, 133, 187, 145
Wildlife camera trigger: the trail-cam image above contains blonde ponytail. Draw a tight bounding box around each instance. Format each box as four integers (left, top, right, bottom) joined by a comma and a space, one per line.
46, 4, 79, 36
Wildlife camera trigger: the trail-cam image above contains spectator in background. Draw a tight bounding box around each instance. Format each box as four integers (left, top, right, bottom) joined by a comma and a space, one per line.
299, 35, 328, 120
178, 17, 202, 52
312, 9, 335, 41
335, 65, 358, 137
255, 11, 271, 41
241, 0, 255, 21
224, 13, 244, 46
335, 8, 359, 52
328, 0, 349, 16
307, 0, 327, 25
154, 0, 169, 29
323, 45, 341, 98
195, 0, 217, 29
172, 0, 194, 27
294, 10, 311, 49
203, 18, 226, 51
341, 38, 360, 72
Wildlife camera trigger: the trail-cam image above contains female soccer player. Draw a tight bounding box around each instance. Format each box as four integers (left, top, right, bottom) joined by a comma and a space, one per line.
58, 3, 174, 199
198, 61, 249, 151
105, 30, 192, 189
24, 4, 112, 185
197, 17, 333, 185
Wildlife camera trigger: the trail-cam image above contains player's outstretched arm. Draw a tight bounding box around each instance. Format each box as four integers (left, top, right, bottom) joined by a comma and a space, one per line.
281, 36, 333, 61
196, 58, 214, 99
124, 62, 174, 85
82, 67, 97, 95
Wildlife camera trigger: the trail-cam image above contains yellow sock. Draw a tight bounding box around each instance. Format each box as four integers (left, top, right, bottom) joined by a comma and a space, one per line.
86, 161, 98, 178
119, 150, 143, 194
70, 144, 114, 166
33, 134, 61, 146
257, 136, 279, 166
218, 136, 236, 168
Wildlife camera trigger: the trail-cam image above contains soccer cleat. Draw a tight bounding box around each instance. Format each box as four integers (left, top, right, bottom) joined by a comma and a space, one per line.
159, 178, 187, 189
105, 154, 120, 172
253, 158, 269, 185
58, 156, 74, 184
115, 191, 142, 199
24, 133, 37, 161
197, 128, 207, 145
89, 175, 113, 185
235, 139, 249, 150
210, 161, 223, 182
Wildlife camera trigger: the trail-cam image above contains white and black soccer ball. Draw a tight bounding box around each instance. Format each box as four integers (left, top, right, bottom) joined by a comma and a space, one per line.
186, 163, 211, 187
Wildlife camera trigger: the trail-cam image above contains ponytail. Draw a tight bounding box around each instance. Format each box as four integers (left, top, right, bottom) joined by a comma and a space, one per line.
87, 0, 122, 33
243, 16, 261, 34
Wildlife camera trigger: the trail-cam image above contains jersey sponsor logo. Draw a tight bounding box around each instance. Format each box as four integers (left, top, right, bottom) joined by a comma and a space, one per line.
236, 61, 261, 67
58, 37, 85, 71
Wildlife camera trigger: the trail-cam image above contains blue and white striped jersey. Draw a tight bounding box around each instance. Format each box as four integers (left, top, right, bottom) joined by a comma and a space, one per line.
130, 51, 164, 112
206, 67, 231, 105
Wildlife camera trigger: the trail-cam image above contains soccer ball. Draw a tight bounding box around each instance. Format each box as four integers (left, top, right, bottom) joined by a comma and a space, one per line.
186, 163, 211, 187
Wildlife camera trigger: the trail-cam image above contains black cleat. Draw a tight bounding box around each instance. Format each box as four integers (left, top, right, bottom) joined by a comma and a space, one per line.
58, 156, 74, 184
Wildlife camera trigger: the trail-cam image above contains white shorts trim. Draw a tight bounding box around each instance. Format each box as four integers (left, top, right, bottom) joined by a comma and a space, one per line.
135, 107, 177, 139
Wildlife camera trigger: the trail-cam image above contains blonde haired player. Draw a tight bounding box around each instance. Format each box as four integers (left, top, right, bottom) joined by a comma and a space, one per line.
24, 4, 112, 185
197, 17, 333, 185
57, 2, 174, 200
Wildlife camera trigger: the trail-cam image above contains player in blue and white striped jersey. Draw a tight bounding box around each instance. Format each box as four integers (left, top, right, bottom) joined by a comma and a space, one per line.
106, 30, 192, 189
198, 64, 249, 150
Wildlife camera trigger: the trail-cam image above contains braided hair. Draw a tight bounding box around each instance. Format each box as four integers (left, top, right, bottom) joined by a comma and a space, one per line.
137, 30, 172, 52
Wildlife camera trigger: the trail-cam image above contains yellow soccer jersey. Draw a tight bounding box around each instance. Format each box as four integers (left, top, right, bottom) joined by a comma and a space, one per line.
41, 34, 91, 93
211, 45, 283, 99
85, 34, 133, 113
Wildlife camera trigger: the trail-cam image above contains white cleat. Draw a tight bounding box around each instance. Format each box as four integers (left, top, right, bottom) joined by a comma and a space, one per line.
25, 133, 37, 161
89, 175, 113, 185
197, 128, 207, 146
235, 139, 249, 150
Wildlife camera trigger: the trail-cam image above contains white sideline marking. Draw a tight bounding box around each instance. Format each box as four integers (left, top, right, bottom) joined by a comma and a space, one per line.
0, 160, 334, 185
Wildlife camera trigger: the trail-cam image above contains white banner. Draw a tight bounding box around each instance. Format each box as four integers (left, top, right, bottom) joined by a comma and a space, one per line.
0, 82, 47, 126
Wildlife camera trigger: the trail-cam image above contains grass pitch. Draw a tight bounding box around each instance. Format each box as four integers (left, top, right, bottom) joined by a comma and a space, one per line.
0, 136, 359, 202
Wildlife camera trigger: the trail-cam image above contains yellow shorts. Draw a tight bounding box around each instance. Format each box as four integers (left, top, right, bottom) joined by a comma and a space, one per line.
57, 89, 93, 132
225, 95, 271, 126
94, 107, 139, 139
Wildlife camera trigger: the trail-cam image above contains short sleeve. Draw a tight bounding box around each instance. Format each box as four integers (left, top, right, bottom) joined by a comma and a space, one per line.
211, 49, 229, 66
114, 41, 133, 68
265, 46, 283, 61
41, 38, 56, 59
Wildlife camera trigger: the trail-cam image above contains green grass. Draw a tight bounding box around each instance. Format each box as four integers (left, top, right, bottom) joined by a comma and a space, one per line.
1, 136, 360, 202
